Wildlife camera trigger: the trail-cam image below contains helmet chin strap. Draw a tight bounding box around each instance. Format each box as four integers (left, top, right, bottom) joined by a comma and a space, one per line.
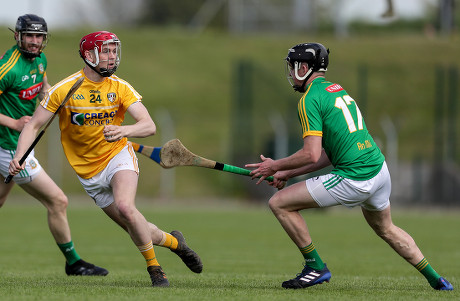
87, 64, 117, 77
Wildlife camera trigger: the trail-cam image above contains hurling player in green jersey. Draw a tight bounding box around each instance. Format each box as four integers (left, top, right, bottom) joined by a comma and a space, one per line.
246, 43, 453, 291
0, 14, 107, 276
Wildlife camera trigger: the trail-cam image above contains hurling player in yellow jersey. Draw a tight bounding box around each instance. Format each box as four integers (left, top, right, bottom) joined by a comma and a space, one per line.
1, 14, 107, 277
9, 31, 202, 287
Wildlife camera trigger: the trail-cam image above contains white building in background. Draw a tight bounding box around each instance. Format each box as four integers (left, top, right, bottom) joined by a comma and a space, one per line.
0, 0, 144, 29
0, 0, 437, 31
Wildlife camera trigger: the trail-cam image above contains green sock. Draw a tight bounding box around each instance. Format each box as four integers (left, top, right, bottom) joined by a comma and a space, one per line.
415, 258, 440, 288
300, 242, 325, 270
57, 241, 81, 265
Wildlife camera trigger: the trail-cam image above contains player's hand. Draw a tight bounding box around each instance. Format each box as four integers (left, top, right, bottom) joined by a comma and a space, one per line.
103, 125, 123, 142
268, 178, 286, 190
8, 158, 25, 176
268, 170, 289, 190
245, 154, 276, 185
13, 116, 32, 132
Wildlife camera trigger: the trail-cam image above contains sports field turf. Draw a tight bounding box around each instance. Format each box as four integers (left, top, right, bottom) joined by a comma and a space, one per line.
0, 197, 458, 300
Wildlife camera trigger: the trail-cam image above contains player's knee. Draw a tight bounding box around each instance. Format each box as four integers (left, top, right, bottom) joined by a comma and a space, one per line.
117, 202, 137, 224
50, 192, 68, 212
268, 194, 281, 213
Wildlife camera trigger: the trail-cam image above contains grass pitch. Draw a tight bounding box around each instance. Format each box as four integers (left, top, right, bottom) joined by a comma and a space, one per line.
0, 198, 458, 301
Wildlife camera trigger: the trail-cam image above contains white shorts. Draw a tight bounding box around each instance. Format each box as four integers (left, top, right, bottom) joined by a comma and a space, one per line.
78, 144, 139, 208
306, 161, 391, 211
0, 146, 42, 185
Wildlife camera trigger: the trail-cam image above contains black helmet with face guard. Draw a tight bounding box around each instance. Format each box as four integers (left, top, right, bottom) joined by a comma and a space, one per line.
14, 14, 48, 58
285, 43, 329, 92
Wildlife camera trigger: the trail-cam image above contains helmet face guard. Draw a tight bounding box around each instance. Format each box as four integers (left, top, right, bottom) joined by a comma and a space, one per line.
14, 14, 48, 59
285, 61, 315, 92
79, 31, 121, 77
285, 43, 329, 92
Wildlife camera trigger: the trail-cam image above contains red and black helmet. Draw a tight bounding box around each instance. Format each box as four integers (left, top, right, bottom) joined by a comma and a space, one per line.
79, 31, 121, 77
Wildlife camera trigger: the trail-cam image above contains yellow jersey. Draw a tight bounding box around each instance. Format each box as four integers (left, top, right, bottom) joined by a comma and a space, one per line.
40, 69, 142, 179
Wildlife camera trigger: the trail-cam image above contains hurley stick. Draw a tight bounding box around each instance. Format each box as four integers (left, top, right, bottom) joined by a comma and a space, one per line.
131, 139, 274, 182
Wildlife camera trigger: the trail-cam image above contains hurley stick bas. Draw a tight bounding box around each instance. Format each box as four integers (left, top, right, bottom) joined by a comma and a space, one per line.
131, 139, 274, 182
5, 77, 84, 184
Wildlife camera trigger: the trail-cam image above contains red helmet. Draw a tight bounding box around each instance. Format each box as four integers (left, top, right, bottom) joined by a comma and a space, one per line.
79, 31, 121, 77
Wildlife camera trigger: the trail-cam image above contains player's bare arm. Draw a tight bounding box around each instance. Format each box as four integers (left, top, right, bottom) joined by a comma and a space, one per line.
0, 114, 32, 132
268, 149, 331, 189
9, 106, 52, 174
246, 135, 323, 184
276, 148, 331, 181
103, 102, 156, 142
38, 75, 51, 102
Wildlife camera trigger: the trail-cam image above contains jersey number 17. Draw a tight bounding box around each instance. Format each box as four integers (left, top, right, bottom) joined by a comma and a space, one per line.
335, 95, 363, 133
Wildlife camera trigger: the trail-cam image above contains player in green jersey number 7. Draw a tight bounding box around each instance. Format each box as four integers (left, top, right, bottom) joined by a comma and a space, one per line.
0, 14, 107, 276
246, 43, 453, 291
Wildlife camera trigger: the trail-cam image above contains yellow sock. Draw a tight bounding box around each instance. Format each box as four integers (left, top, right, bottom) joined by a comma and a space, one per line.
158, 232, 179, 250
138, 241, 159, 267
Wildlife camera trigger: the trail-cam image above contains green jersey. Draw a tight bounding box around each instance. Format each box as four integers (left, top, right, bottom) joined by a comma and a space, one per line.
0, 45, 47, 150
297, 77, 385, 180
